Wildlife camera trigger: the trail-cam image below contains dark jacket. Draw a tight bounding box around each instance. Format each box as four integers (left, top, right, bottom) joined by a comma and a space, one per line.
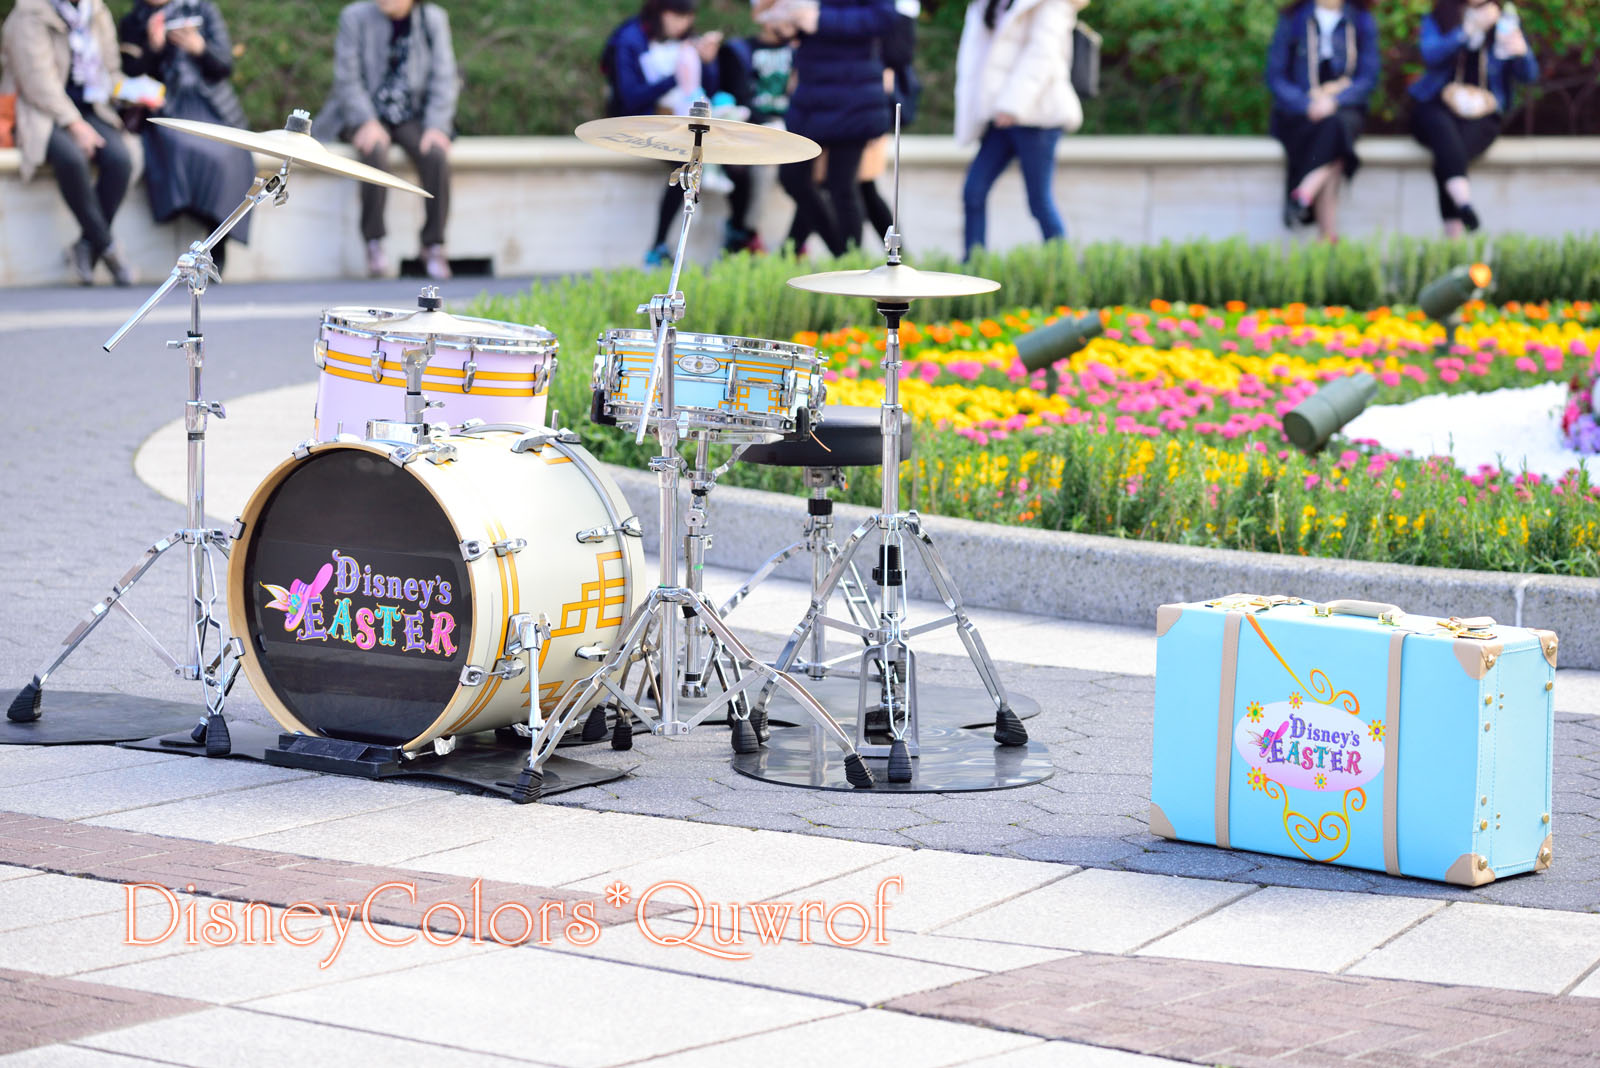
1265, 2, 1379, 118
118, 0, 246, 129
1408, 14, 1538, 113
786, 0, 897, 143
601, 17, 720, 117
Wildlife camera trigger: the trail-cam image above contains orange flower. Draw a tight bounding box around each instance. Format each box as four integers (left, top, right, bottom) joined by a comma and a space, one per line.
1150, 298, 1172, 314
1283, 302, 1307, 326
794, 330, 820, 348
978, 319, 1002, 338
953, 321, 973, 338
1225, 300, 1247, 313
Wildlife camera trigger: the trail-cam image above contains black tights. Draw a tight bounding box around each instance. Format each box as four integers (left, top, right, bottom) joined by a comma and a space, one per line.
779, 138, 868, 257
45, 113, 131, 254
1410, 99, 1500, 221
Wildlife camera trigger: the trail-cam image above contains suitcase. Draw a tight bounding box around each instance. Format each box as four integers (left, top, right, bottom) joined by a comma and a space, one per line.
1150, 595, 1557, 885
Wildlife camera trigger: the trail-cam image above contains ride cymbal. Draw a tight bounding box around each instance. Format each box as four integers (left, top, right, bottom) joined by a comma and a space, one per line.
575, 114, 820, 165
787, 263, 1001, 302
149, 117, 430, 196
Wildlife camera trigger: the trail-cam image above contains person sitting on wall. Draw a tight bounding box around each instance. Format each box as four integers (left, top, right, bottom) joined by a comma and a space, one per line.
1, 0, 133, 285
319, 0, 458, 279
1266, 0, 1380, 243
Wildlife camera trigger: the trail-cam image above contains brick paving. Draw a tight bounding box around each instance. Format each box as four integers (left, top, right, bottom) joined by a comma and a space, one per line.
0, 810, 647, 936
884, 953, 1600, 1066
0, 967, 207, 1055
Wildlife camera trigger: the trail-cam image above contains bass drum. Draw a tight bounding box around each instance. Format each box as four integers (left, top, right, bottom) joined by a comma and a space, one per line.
227, 427, 644, 752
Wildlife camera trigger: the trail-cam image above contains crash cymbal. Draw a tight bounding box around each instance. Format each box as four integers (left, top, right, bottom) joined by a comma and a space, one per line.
788, 263, 1001, 302
149, 117, 430, 197
575, 114, 820, 165
335, 305, 551, 343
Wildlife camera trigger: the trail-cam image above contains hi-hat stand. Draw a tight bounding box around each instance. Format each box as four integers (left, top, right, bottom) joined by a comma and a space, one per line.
507, 103, 874, 801
745, 108, 1029, 784
4, 132, 315, 750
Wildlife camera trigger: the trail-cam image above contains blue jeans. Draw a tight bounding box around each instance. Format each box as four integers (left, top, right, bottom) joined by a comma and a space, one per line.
961, 124, 1064, 256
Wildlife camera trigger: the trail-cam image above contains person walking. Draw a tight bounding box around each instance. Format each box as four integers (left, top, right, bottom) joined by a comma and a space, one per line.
954, 0, 1085, 260
601, 0, 722, 266
319, 0, 458, 279
767, 0, 896, 258
1, 0, 133, 285
1408, 0, 1538, 235
1266, 0, 1379, 242
717, 0, 797, 253
118, 0, 255, 273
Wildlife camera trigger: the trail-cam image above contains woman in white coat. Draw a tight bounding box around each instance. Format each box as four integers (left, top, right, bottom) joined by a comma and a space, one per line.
954, 0, 1086, 257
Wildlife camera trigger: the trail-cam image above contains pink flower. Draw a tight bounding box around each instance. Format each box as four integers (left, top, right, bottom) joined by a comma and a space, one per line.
1304, 474, 1321, 490
1379, 370, 1401, 387
1392, 489, 1403, 499
1516, 356, 1538, 373
1104, 328, 1123, 341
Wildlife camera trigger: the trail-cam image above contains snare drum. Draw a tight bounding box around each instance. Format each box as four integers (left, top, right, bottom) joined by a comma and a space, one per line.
315, 304, 558, 440
227, 427, 644, 752
594, 328, 823, 441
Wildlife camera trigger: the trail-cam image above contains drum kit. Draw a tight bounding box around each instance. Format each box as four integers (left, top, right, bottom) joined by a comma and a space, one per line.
9, 103, 1052, 802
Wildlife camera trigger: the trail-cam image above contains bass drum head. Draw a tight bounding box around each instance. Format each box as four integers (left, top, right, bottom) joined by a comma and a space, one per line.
237, 448, 473, 746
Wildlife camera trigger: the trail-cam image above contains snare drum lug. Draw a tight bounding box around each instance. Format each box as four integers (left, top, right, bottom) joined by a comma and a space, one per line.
313, 338, 328, 369
459, 665, 487, 687
370, 346, 385, 383
432, 735, 457, 757
492, 537, 527, 556
460, 539, 489, 562
462, 357, 477, 394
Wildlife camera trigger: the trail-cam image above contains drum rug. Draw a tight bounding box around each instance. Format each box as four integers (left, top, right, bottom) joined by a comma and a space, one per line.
121, 722, 632, 799
0, 691, 202, 745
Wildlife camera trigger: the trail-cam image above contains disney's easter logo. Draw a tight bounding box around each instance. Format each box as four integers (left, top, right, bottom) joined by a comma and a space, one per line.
1234, 699, 1384, 792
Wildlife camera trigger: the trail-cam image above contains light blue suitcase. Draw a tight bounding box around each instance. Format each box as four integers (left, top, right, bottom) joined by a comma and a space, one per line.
1151, 595, 1557, 885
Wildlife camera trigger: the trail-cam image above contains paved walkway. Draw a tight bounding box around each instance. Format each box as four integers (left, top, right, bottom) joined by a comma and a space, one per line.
3, 283, 1598, 1065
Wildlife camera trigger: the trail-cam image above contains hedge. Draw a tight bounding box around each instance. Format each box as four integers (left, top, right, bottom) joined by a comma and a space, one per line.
3, 0, 1590, 138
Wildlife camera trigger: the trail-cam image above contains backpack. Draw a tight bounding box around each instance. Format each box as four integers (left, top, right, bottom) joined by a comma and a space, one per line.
1071, 21, 1100, 100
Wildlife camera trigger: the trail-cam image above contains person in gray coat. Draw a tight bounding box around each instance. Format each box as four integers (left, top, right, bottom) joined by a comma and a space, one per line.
318, 0, 457, 279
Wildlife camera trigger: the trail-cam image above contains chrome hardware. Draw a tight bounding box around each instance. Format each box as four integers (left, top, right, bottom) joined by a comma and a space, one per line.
459, 418, 485, 430
577, 516, 643, 543
229, 518, 246, 541
432, 735, 457, 756
459, 665, 486, 686
313, 338, 328, 369
463, 356, 477, 394
292, 440, 314, 459
490, 657, 527, 680
370, 346, 385, 382
574, 645, 608, 661
493, 537, 527, 556
424, 443, 457, 465
460, 539, 488, 562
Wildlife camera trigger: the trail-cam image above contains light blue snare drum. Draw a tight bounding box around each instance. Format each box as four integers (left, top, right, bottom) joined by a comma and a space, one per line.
594, 328, 824, 442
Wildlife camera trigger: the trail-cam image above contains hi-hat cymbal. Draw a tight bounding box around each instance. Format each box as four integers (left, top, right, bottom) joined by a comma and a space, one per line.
788, 263, 1001, 302
575, 114, 820, 165
149, 118, 430, 197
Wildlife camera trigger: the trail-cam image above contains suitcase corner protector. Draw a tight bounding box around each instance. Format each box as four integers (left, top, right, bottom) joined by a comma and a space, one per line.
1535, 834, 1554, 872
1148, 802, 1177, 840
1444, 852, 1498, 887
1155, 604, 1184, 638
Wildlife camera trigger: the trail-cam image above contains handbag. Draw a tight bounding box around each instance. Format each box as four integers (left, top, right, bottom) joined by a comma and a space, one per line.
1070, 22, 1100, 100
1440, 49, 1498, 119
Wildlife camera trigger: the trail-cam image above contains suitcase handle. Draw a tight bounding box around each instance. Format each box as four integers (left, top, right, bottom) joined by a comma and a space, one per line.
1318, 599, 1403, 619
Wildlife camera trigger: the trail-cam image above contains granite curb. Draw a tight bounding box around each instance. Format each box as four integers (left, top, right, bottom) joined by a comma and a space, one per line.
605, 465, 1600, 669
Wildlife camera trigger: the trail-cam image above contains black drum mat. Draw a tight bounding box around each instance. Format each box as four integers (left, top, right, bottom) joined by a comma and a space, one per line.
732, 724, 1054, 793
121, 722, 632, 800
705, 676, 1043, 731
1, 691, 203, 746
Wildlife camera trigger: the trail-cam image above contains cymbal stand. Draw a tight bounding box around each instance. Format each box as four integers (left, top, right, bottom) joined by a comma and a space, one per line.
7, 141, 305, 752
509, 104, 874, 801
749, 114, 1028, 783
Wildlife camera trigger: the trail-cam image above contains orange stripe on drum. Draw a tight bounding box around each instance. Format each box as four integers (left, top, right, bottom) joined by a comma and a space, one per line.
443, 520, 514, 737
325, 349, 542, 382
321, 364, 547, 398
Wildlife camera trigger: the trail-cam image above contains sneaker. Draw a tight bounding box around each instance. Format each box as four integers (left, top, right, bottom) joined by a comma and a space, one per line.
644, 243, 671, 269
366, 239, 389, 278
100, 244, 132, 287
69, 238, 96, 285
423, 244, 452, 281
1458, 204, 1481, 232
722, 222, 757, 254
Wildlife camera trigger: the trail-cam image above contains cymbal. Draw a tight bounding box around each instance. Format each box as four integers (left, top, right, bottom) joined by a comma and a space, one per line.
148, 118, 430, 197
575, 114, 820, 165
330, 305, 552, 343
788, 263, 1001, 302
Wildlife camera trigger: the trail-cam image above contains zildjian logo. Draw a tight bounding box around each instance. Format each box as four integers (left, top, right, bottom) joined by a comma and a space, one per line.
599, 132, 689, 158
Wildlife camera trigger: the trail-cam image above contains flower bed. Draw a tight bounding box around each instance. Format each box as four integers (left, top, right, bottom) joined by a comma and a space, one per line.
758, 300, 1600, 576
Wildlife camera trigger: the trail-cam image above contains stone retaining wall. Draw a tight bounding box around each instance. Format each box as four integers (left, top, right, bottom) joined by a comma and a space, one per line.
3, 135, 1598, 287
